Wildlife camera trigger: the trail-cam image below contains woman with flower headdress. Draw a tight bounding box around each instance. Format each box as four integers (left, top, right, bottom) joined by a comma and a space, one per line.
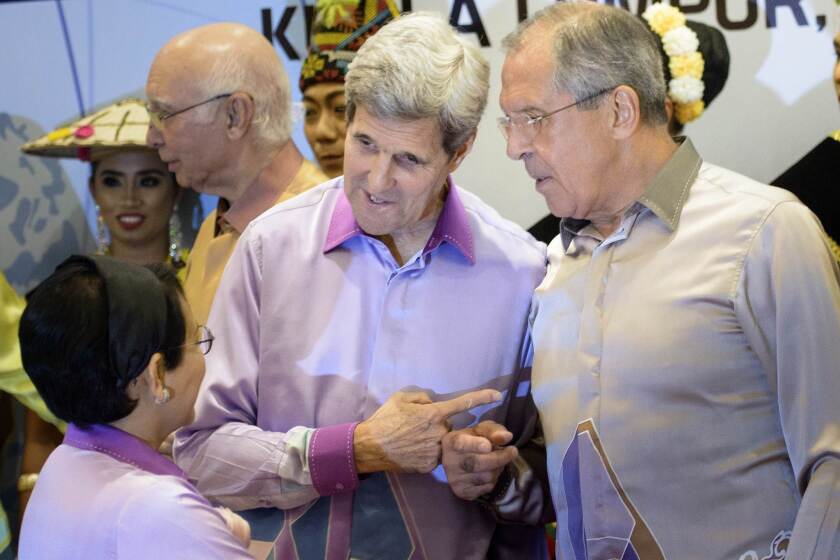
15, 98, 197, 534
771, 4, 840, 262
300, 0, 399, 178
528, 2, 730, 244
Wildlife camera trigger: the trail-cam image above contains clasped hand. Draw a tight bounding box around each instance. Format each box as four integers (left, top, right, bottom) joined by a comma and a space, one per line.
354, 389, 501, 474
441, 420, 519, 500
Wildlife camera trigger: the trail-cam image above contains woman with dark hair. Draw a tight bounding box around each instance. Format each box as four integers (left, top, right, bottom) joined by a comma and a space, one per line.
16, 98, 202, 527
16, 256, 252, 559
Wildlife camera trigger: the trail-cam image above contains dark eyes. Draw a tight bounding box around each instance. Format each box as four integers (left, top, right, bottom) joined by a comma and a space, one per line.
100, 175, 162, 188
396, 153, 420, 167
138, 176, 162, 188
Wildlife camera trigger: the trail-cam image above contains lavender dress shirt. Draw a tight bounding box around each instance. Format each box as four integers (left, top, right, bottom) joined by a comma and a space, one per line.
175, 178, 547, 559
19, 423, 253, 559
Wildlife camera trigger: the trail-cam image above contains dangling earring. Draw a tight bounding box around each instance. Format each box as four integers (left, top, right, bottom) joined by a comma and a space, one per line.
154, 386, 171, 405
168, 204, 184, 269
95, 203, 109, 255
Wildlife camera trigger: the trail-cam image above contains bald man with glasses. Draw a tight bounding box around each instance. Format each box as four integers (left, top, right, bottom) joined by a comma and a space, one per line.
145, 23, 327, 324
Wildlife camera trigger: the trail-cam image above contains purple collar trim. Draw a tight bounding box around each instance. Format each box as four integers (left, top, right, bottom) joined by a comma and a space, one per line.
323, 177, 475, 264
63, 423, 186, 478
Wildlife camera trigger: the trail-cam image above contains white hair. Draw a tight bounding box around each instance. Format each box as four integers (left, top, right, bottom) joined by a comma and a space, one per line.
503, 2, 668, 125
198, 41, 293, 148
345, 12, 489, 156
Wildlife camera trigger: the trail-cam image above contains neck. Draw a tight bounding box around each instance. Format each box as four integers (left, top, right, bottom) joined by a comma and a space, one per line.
108, 236, 170, 266
228, 140, 302, 204
109, 415, 164, 450
378, 189, 446, 266
590, 130, 678, 238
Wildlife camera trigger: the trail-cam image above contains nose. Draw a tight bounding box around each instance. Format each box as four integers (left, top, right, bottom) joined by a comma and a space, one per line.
314, 112, 338, 142
122, 184, 141, 207
367, 153, 395, 194
505, 127, 533, 161
146, 123, 163, 149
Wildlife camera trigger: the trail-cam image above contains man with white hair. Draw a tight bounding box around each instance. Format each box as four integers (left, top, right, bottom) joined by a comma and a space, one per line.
174, 12, 548, 559
444, 2, 840, 558
146, 23, 328, 324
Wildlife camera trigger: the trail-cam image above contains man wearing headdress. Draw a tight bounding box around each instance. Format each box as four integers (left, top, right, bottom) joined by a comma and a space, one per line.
146, 23, 328, 325
300, 0, 400, 179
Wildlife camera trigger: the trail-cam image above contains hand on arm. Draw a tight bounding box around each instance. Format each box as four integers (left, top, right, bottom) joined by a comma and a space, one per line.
354, 389, 502, 474
442, 420, 519, 500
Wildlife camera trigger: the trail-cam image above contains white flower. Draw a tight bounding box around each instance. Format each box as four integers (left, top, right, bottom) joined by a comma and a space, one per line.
662, 26, 700, 57
642, 2, 671, 23
669, 76, 704, 104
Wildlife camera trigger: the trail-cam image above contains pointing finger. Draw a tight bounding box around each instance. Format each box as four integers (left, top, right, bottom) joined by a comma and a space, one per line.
432, 389, 502, 419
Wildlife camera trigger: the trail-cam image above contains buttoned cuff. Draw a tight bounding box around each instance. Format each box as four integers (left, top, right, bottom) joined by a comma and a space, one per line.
308, 422, 359, 496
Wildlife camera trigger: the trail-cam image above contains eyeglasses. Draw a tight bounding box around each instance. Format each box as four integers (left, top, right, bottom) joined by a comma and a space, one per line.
147, 93, 232, 129
497, 87, 616, 141
179, 325, 215, 355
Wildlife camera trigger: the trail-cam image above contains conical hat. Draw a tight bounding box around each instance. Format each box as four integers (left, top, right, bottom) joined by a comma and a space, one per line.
21, 98, 152, 161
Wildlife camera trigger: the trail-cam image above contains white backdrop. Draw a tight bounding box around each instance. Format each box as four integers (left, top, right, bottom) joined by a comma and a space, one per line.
1, 0, 837, 289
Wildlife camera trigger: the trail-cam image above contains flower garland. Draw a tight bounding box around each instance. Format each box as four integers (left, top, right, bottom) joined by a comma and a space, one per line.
642, 2, 705, 124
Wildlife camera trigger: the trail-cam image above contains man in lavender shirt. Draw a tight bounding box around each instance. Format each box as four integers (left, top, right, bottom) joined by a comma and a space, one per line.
174, 12, 549, 560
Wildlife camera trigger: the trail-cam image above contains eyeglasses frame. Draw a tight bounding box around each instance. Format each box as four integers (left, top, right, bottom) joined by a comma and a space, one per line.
497, 86, 617, 141
147, 93, 233, 129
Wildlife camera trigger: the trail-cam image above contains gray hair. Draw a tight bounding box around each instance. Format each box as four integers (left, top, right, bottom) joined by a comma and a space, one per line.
503, 2, 668, 125
345, 12, 490, 156
198, 43, 293, 149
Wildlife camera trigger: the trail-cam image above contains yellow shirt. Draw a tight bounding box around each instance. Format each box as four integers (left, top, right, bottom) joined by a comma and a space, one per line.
1, 272, 65, 553
183, 159, 327, 325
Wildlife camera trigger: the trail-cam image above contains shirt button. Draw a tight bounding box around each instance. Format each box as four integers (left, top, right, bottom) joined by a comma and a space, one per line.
335, 482, 344, 491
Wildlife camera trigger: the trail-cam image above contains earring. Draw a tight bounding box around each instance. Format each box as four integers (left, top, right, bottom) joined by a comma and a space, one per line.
168, 204, 183, 268
154, 386, 171, 405
95, 204, 109, 255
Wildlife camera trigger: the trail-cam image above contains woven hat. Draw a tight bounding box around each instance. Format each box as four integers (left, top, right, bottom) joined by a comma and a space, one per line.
299, 0, 399, 92
21, 98, 152, 162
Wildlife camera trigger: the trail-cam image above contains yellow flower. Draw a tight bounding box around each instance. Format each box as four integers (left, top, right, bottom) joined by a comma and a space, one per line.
647, 6, 686, 35
675, 99, 704, 124
301, 55, 325, 79
669, 52, 704, 79
317, 0, 358, 29
46, 127, 73, 141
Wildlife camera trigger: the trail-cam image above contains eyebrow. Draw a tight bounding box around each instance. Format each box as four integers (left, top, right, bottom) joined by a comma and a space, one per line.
303, 91, 346, 104
99, 169, 166, 176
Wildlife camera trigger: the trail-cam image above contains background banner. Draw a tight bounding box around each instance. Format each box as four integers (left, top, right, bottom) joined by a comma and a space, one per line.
1, 0, 837, 290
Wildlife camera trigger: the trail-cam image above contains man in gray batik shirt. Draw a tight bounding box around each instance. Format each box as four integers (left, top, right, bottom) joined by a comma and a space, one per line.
442, 3, 840, 559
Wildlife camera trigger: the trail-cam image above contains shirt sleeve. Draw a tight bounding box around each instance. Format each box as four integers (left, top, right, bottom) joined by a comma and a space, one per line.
481, 332, 554, 526
117, 478, 256, 560
735, 200, 840, 556
173, 226, 358, 511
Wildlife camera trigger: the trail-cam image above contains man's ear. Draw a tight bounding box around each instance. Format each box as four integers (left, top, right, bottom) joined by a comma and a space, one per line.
609, 85, 642, 140
225, 93, 255, 140
664, 96, 674, 124
448, 131, 477, 173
